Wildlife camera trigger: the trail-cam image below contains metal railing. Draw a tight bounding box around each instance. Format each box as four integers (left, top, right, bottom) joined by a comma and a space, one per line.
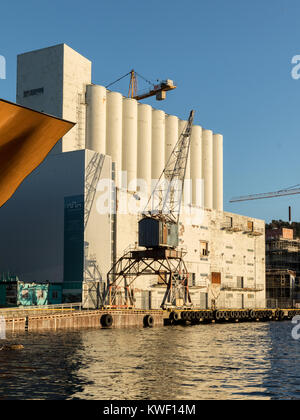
0, 302, 82, 318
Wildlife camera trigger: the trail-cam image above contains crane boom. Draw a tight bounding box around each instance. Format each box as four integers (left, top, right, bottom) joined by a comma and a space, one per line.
106, 70, 176, 101
134, 80, 176, 101
230, 185, 300, 202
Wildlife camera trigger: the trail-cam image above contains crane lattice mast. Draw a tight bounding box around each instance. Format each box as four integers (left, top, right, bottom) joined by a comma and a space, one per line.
105, 111, 195, 310
145, 110, 195, 224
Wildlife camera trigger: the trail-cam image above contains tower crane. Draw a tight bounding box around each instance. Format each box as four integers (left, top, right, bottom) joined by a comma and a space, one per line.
106, 111, 195, 310
106, 69, 176, 101
230, 184, 300, 202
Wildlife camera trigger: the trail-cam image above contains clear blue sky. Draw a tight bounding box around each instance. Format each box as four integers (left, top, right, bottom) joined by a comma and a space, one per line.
1, 0, 300, 223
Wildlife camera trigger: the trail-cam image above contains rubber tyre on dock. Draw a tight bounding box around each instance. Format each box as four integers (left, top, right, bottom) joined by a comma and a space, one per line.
181, 311, 188, 321
169, 311, 179, 322
100, 313, 113, 328
185, 311, 192, 321
215, 311, 222, 321
195, 311, 201, 321
143, 314, 154, 328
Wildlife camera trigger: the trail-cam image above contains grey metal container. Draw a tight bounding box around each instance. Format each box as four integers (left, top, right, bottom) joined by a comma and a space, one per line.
138, 217, 178, 249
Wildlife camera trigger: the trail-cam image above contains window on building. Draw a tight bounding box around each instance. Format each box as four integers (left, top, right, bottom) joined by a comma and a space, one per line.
189, 273, 196, 287
23, 87, 44, 98
211, 272, 221, 284
225, 216, 233, 228
200, 241, 209, 257
237, 276, 244, 288
247, 221, 254, 231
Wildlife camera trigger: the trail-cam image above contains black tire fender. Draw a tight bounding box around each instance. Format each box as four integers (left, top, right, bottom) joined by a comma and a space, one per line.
100, 313, 113, 328
143, 314, 154, 328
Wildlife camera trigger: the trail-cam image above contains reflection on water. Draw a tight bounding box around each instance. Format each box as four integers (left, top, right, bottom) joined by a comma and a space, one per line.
0, 322, 299, 400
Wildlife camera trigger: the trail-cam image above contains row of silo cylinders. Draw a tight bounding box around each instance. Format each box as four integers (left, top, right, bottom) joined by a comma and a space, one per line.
85, 84, 223, 211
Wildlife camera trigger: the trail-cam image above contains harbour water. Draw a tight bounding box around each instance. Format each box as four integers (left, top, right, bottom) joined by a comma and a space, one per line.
0, 321, 299, 400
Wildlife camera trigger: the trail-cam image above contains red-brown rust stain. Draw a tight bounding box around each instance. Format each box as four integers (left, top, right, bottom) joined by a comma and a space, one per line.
179, 224, 185, 236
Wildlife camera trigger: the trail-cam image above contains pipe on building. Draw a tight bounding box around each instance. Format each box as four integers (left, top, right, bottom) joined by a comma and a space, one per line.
86, 85, 107, 154
122, 98, 138, 191
202, 129, 213, 209
213, 133, 223, 211
106, 91, 123, 187
137, 103, 152, 198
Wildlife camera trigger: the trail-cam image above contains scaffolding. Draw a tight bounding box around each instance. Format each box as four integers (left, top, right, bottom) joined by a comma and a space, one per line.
266, 238, 300, 273
266, 235, 300, 308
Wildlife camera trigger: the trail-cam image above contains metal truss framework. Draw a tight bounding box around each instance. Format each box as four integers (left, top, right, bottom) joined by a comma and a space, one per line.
144, 110, 195, 224
106, 248, 193, 309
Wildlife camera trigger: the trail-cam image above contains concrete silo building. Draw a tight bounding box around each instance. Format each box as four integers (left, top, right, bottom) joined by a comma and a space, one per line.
0, 44, 266, 309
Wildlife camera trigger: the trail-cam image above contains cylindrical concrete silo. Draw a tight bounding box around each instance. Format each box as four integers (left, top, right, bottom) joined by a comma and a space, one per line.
190, 125, 202, 206
202, 129, 213, 209
122, 98, 138, 191
178, 119, 190, 205
86, 85, 107, 154
165, 115, 178, 165
178, 119, 190, 178
137, 103, 152, 198
213, 133, 223, 211
106, 91, 123, 187
152, 109, 165, 183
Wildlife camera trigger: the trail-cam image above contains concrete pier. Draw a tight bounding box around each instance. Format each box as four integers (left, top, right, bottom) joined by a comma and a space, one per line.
3, 308, 300, 333
4, 309, 164, 332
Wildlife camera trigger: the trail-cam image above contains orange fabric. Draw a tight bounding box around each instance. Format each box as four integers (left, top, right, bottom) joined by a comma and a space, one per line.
0, 99, 75, 208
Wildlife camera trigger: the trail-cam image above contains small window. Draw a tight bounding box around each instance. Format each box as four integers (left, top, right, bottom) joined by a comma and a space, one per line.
225, 216, 233, 228
200, 241, 209, 257
237, 276, 244, 288
23, 87, 44, 98
247, 221, 254, 231
189, 273, 196, 287
211, 272, 221, 284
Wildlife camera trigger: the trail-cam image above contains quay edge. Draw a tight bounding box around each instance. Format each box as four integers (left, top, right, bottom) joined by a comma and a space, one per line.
3, 308, 300, 333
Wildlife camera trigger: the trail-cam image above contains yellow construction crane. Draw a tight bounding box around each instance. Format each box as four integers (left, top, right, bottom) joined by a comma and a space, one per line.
106, 69, 176, 101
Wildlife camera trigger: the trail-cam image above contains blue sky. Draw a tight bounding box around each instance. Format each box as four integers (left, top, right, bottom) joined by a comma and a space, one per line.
1, 0, 300, 223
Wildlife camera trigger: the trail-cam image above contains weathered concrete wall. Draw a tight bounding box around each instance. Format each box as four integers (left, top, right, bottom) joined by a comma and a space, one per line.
114, 197, 266, 310
17, 44, 91, 153
4, 310, 164, 332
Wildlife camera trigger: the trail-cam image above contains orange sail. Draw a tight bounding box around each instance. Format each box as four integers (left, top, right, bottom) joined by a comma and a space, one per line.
0, 99, 75, 208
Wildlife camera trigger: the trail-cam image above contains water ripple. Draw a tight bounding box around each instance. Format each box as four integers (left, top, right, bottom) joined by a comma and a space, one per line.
0, 321, 299, 399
